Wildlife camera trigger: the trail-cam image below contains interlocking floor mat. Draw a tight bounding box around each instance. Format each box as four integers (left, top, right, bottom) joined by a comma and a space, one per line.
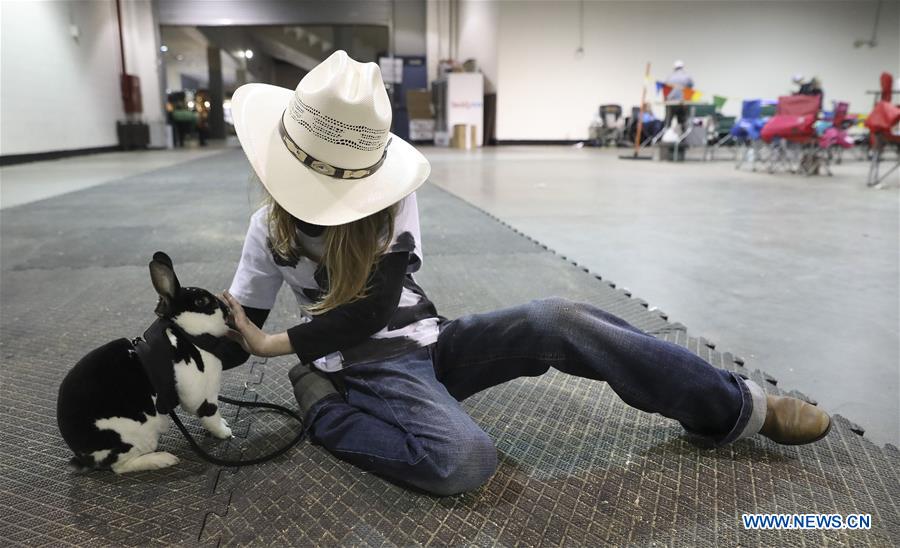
1, 150, 897, 546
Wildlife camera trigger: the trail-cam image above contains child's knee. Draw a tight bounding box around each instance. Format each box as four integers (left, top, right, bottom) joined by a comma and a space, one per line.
419, 431, 498, 496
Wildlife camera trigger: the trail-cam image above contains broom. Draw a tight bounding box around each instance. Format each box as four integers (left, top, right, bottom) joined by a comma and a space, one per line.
620, 61, 654, 160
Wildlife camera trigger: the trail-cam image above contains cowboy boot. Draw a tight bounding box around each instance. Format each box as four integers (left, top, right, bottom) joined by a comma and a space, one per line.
289, 363, 341, 421
759, 395, 831, 445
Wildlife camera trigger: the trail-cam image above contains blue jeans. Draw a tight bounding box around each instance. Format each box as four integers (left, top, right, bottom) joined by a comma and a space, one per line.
304, 298, 767, 496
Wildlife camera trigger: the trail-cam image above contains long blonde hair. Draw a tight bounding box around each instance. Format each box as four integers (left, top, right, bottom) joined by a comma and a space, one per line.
265, 194, 397, 314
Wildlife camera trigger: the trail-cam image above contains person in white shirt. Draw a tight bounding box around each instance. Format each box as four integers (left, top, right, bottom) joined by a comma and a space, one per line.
219, 51, 832, 497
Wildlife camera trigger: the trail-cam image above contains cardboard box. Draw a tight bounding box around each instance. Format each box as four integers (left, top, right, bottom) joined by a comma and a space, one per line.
406, 90, 433, 119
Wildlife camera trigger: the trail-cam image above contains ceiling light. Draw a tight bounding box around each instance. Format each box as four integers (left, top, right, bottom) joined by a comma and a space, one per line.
160, 45, 168, 53
175, 54, 184, 61
204, 101, 211, 108
244, 49, 253, 59
187, 101, 195, 108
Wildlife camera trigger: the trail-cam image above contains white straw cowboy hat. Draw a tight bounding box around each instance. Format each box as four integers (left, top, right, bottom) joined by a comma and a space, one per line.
231, 50, 430, 226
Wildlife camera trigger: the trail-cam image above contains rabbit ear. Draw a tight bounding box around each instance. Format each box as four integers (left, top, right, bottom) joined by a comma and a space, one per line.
150, 252, 180, 291
149, 259, 180, 316
152, 251, 174, 270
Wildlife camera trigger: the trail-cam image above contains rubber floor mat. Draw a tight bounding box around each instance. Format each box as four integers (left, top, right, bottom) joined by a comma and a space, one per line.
1, 150, 896, 546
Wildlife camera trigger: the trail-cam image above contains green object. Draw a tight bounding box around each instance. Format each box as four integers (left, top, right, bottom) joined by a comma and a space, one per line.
713, 95, 727, 111
691, 103, 717, 117
716, 115, 736, 132
760, 104, 777, 117
171, 109, 196, 123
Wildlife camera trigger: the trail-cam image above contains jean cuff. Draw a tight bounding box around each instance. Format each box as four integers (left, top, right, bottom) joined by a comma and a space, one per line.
685, 373, 767, 448
736, 377, 768, 441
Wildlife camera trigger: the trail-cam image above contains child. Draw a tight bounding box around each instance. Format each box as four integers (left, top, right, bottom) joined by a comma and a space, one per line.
221, 51, 831, 496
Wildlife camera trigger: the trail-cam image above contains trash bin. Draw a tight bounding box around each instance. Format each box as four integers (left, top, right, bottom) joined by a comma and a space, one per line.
116, 121, 150, 150
451, 124, 471, 149
451, 124, 478, 149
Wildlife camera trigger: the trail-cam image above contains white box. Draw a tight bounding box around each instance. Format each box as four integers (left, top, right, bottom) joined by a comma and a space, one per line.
409, 119, 435, 141
446, 73, 484, 147
378, 57, 404, 84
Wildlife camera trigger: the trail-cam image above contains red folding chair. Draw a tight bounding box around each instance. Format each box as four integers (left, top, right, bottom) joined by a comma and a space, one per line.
761, 95, 822, 174
865, 73, 900, 187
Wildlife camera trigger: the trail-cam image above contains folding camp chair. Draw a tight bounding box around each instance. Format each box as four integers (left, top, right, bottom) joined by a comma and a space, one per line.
705, 115, 736, 161
595, 104, 623, 146
625, 106, 663, 148
761, 95, 821, 174
819, 101, 854, 167
731, 100, 769, 170
865, 73, 900, 187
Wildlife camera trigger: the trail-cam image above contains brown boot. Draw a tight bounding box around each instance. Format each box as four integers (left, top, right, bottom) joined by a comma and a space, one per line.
759, 395, 831, 445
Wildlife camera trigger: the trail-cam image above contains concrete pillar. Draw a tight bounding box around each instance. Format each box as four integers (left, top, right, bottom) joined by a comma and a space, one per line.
426, 0, 451, 86
207, 46, 225, 139
119, 0, 168, 147
457, 0, 498, 93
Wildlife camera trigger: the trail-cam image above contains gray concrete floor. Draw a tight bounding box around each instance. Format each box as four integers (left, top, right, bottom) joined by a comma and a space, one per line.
1, 143, 897, 446
0, 141, 232, 209
424, 146, 899, 447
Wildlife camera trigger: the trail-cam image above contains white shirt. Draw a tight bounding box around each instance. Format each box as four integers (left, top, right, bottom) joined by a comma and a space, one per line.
228, 192, 440, 371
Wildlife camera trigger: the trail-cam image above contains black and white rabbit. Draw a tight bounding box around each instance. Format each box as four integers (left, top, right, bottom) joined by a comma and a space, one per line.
57, 252, 235, 473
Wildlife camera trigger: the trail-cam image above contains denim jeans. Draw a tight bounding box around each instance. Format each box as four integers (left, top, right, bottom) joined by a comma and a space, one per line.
304, 297, 767, 496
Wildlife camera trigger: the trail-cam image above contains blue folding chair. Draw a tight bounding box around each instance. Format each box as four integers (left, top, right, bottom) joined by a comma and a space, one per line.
732, 99, 769, 170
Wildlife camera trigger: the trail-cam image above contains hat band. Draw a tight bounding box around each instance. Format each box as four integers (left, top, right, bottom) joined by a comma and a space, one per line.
279, 113, 391, 180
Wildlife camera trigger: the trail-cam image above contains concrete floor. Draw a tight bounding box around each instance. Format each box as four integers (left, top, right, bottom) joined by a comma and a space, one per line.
1, 143, 897, 446
425, 145, 899, 447
0, 142, 231, 209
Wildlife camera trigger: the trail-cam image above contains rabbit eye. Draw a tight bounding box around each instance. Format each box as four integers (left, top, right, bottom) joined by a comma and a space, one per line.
195, 297, 207, 307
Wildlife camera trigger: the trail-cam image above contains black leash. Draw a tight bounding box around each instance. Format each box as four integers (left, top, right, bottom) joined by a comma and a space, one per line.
133, 319, 308, 467
168, 395, 307, 467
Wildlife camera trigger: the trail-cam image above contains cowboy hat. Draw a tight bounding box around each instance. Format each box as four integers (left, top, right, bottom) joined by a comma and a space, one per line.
230, 50, 430, 226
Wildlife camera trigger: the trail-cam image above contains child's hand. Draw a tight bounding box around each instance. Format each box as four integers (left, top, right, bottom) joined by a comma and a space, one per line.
221, 291, 269, 356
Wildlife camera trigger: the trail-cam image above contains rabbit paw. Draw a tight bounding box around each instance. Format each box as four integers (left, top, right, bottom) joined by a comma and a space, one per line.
201, 415, 233, 439
112, 451, 180, 473
211, 418, 233, 440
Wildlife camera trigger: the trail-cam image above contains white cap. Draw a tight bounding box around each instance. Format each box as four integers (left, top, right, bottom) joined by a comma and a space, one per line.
792, 73, 804, 83
673, 60, 684, 69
